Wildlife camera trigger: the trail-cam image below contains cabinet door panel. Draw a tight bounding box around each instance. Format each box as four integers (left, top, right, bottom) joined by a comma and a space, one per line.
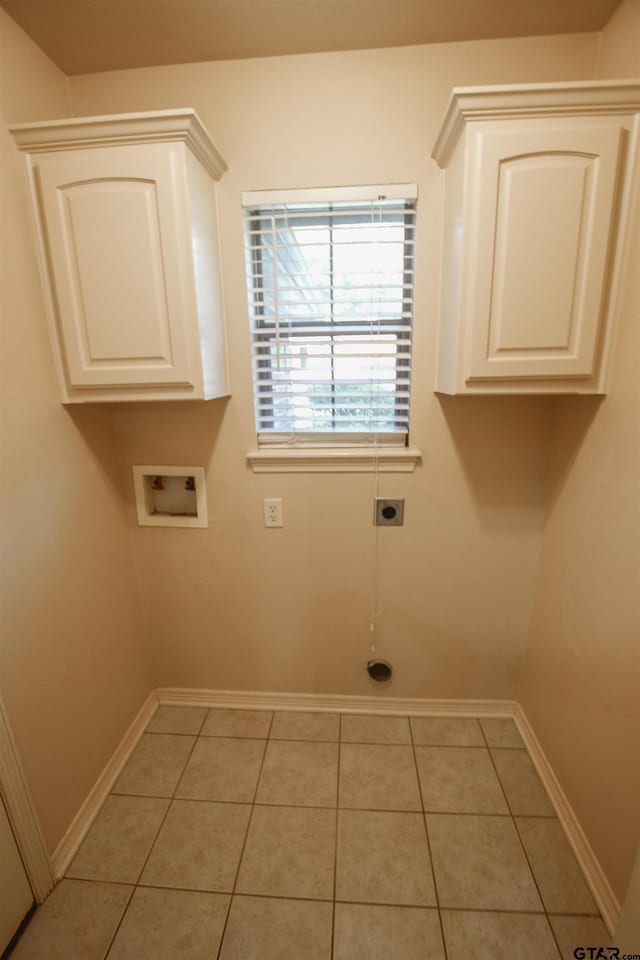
37, 148, 193, 388
467, 123, 623, 381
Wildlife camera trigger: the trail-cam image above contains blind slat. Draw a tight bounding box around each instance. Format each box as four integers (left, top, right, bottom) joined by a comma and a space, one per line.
252, 340, 412, 348
244, 208, 416, 221
257, 414, 411, 422
251, 378, 412, 388
253, 351, 411, 359
258, 420, 410, 428
250, 318, 414, 327
252, 324, 413, 331
247, 280, 415, 289
251, 331, 412, 340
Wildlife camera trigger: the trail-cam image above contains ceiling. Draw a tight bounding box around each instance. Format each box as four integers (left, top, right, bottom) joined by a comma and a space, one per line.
1, 0, 623, 76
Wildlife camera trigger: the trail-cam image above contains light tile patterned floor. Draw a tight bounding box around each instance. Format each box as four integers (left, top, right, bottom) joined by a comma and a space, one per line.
12, 708, 611, 960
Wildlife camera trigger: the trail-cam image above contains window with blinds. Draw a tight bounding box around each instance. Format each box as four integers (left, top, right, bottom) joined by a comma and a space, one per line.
243, 185, 417, 445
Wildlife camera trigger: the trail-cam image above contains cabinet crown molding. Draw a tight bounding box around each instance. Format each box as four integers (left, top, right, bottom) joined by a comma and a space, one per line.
431, 79, 640, 168
10, 108, 227, 181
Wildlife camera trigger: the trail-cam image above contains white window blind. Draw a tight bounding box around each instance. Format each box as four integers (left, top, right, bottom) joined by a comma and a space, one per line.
243, 185, 417, 444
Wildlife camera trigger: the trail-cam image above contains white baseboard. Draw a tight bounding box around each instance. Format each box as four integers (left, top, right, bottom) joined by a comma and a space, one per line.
514, 703, 620, 935
157, 686, 517, 718
51, 690, 158, 879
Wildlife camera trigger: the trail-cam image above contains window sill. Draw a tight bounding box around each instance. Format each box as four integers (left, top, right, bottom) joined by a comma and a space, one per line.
246, 446, 422, 473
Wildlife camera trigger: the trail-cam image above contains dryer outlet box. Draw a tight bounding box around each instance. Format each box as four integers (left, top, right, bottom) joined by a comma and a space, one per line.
374, 498, 404, 526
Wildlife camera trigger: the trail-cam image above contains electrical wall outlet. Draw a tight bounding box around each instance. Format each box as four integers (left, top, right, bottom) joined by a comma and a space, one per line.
263, 498, 283, 527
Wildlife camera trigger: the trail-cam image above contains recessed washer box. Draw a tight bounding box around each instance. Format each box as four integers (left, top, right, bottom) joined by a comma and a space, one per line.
132, 465, 207, 528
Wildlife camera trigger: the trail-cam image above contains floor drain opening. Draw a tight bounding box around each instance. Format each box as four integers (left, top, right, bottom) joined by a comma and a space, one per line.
367, 659, 392, 682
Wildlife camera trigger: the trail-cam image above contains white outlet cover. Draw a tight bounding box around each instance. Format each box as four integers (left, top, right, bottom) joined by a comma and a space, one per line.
263, 497, 283, 527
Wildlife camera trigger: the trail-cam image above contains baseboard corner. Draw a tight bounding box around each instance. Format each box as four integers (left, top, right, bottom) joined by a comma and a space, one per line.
513, 702, 621, 935
51, 689, 158, 880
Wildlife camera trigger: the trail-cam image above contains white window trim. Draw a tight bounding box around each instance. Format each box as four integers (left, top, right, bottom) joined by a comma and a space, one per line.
247, 430, 422, 473
246, 445, 421, 473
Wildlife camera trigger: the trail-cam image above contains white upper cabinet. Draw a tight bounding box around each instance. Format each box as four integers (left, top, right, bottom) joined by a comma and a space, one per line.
11, 110, 230, 403
431, 81, 640, 394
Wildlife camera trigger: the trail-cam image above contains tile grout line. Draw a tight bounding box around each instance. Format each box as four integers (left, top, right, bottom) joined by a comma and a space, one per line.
100, 885, 136, 960
480, 722, 563, 960
102, 711, 209, 958
138, 727, 530, 757
107, 787, 560, 819
65, 873, 607, 918
154, 729, 527, 748
512, 815, 565, 960
214, 709, 275, 960
136, 715, 207, 878
409, 716, 450, 960
331, 715, 342, 960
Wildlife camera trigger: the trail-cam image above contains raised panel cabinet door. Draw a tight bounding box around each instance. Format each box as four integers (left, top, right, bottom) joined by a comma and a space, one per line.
36, 146, 195, 388
466, 122, 624, 382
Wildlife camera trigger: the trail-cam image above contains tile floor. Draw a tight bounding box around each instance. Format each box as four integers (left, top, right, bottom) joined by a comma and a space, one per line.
12, 708, 611, 960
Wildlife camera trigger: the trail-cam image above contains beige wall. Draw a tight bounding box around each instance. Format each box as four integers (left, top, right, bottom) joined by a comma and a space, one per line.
0, 8, 153, 854
68, 33, 597, 700
519, 0, 640, 903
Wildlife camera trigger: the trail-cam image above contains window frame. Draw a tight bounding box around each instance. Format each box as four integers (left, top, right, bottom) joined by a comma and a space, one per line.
243, 184, 421, 473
